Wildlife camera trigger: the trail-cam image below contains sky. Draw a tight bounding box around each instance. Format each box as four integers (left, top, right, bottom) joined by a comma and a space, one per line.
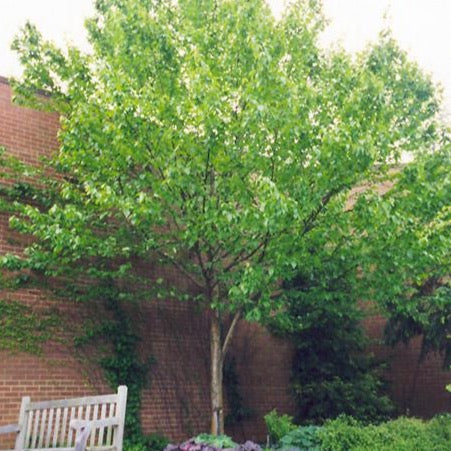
1, 0, 451, 111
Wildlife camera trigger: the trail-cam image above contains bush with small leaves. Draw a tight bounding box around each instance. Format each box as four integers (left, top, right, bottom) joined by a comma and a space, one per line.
264, 410, 297, 444
318, 415, 451, 451
278, 425, 321, 450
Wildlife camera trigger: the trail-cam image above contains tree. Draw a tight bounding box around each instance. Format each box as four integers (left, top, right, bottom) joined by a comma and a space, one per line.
267, 147, 450, 424
268, 146, 451, 422
271, 268, 395, 424
1, 0, 445, 434
354, 148, 451, 367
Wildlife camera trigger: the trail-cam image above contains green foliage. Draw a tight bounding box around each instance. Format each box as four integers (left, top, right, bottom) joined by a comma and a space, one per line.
291, 374, 393, 425
168, 436, 263, 450
271, 272, 394, 424
2, 0, 449, 432
384, 282, 451, 367
264, 410, 297, 443
0, 299, 58, 354
318, 414, 451, 451
124, 432, 170, 451
75, 285, 154, 444
277, 425, 321, 450
144, 433, 170, 451
123, 444, 147, 451
5, 0, 443, 321
354, 149, 451, 366
194, 433, 237, 448
267, 415, 451, 451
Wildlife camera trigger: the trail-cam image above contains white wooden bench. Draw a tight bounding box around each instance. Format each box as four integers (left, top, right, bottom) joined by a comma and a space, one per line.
0, 386, 127, 451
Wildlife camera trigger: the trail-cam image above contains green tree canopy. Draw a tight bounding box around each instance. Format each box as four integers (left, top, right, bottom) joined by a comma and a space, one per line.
1, 0, 449, 433
356, 148, 451, 365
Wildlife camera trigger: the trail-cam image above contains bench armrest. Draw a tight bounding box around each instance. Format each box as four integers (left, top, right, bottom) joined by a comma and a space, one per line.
70, 421, 92, 451
0, 424, 20, 435
70, 418, 118, 451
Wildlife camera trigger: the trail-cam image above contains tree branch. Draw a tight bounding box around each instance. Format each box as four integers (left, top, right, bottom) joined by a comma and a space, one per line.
221, 310, 241, 357
223, 236, 268, 273
156, 249, 204, 290
202, 146, 212, 213
194, 241, 212, 288
301, 185, 347, 237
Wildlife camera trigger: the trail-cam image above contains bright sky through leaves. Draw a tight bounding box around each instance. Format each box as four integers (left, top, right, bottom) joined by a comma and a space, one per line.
0, 0, 450, 112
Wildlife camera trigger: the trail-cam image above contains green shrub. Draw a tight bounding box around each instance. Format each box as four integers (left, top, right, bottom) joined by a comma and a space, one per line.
124, 444, 147, 451
278, 425, 321, 450
270, 273, 395, 425
144, 433, 170, 451
264, 410, 297, 443
428, 414, 451, 444
315, 416, 371, 451
124, 432, 169, 451
194, 433, 237, 448
266, 414, 451, 450
318, 415, 451, 451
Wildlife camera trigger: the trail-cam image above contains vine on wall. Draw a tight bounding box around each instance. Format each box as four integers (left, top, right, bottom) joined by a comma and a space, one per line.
0, 299, 58, 354
75, 293, 155, 444
0, 155, 158, 443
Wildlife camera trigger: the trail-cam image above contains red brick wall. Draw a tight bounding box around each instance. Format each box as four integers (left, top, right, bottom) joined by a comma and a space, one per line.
0, 77, 59, 163
364, 315, 451, 417
0, 77, 449, 448
0, 78, 110, 449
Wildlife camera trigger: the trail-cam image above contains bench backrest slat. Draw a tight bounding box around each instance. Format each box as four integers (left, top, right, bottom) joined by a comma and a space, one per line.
53, 408, 61, 448
105, 403, 114, 447
89, 404, 98, 448
24, 408, 32, 448
31, 409, 40, 449
67, 407, 75, 447
98, 404, 107, 446
60, 407, 68, 448
29, 394, 119, 410
45, 408, 54, 448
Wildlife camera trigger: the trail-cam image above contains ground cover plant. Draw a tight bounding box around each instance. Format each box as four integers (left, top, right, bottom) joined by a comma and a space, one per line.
318, 414, 451, 451
1, 0, 450, 438
149, 414, 451, 450
164, 434, 261, 451
264, 410, 298, 443
265, 412, 451, 451
123, 432, 169, 451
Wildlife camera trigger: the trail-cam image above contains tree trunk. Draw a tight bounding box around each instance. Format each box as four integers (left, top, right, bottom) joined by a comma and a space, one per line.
210, 312, 224, 435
